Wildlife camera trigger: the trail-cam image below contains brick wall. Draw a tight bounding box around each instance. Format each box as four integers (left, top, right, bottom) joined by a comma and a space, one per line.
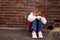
0, 0, 60, 28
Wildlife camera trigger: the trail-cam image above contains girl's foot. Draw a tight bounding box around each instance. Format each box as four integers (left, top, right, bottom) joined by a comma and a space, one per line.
38, 31, 43, 38
32, 31, 37, 38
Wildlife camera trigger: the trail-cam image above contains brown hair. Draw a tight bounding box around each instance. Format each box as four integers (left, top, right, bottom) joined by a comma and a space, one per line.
34, 5, 44, 16
37, 11, 44, 16
35, 5, 43, 11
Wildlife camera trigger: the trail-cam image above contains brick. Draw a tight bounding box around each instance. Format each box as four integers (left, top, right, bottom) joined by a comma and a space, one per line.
0, 0, 60, 28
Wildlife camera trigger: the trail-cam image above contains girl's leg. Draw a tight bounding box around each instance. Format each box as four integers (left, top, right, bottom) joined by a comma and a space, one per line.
38, 20, 43, 38
38, 20, 43, 32
30, 19, 37, 38
30, 19, 37, 32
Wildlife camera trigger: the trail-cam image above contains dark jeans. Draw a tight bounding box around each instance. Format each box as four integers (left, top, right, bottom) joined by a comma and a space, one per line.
29, 19, 43, 32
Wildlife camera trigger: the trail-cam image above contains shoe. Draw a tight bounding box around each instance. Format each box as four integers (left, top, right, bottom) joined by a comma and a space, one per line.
32, 31, 37, 38
38, 31, 43, 38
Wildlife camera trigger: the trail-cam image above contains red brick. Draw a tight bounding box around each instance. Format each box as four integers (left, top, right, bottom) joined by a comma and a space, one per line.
0, 0, 60, 28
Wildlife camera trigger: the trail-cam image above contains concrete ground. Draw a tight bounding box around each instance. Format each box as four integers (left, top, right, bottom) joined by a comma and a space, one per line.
0, 28, 60, 40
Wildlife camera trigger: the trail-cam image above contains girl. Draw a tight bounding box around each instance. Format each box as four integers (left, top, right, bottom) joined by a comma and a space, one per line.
27, 6, 47, 38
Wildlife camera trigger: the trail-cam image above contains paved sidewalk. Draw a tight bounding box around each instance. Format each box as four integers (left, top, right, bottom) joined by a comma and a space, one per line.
0, 28, 60, 40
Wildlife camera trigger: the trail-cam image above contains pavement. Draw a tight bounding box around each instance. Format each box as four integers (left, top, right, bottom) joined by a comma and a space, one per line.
0, 28, 60, 40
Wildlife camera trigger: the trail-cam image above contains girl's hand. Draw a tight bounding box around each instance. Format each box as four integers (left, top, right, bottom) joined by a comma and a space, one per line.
36, 16, 41, 20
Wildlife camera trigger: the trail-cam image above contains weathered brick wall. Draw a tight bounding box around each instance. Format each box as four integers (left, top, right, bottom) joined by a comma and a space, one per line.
0, 0, 60, 28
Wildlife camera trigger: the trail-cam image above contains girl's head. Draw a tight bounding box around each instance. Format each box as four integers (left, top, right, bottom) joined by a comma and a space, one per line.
33, 5, 43, 16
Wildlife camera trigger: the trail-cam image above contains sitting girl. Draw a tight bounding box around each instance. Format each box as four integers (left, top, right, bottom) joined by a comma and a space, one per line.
27, 6, 47, 38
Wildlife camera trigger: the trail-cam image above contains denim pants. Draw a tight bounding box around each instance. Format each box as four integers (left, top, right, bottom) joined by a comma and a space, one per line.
29, 19, 43, 32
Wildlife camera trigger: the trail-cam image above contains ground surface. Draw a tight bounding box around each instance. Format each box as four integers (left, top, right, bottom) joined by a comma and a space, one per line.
0, 28, 60, 40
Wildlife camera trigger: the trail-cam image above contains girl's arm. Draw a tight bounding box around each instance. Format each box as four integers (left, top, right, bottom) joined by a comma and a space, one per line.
41, 17, 47, 24
27, 12, 36, 22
